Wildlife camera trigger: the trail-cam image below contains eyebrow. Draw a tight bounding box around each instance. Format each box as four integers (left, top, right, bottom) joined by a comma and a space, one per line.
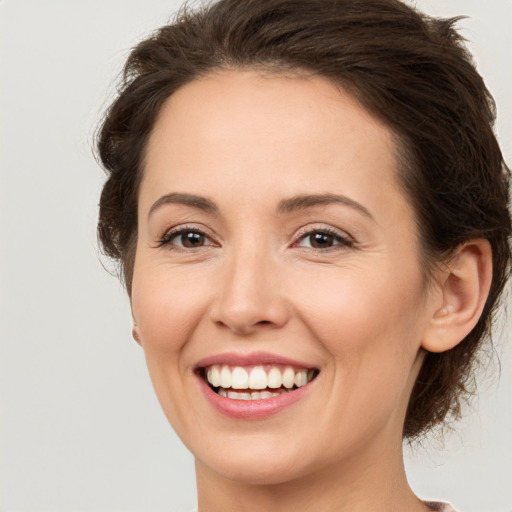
148, 192, 373, 220
277, 193, 373, 219
148, 192, 219, 218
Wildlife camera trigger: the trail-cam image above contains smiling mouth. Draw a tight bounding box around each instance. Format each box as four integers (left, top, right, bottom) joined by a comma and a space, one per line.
199, 364, 319, 400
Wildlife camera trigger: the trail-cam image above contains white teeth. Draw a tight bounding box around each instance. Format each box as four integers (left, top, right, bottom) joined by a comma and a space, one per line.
218, 388, 287, 400
282, 367, 295, 389
209, 366, 221, 387
220, 366, 231, 388
205, 364, 316, 396
267, 367, 282, 388
228, 390, 251, 400
231, 367, 249, 389
248, 367, 267, 390
294, 369, 307, 387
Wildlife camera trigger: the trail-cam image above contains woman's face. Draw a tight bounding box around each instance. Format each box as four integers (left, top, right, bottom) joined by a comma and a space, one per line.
132, 70, 434, 484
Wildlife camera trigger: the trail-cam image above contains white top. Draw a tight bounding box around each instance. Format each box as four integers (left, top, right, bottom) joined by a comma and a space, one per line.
425, 502, 458, 512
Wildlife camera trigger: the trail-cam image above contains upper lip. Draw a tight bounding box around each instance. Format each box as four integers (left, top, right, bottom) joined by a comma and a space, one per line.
195, 351, 317, 370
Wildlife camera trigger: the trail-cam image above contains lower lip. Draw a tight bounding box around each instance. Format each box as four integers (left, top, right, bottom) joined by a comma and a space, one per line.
197, 374, 315, 420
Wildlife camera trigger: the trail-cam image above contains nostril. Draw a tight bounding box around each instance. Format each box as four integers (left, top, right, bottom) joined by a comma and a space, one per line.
213, 318, 276, 335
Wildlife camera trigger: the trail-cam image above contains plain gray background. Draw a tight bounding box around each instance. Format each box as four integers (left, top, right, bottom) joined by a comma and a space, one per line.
1, 1, 511, 511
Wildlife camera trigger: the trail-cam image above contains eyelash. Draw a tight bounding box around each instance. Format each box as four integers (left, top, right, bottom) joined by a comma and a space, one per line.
156, 225, 214, 250
292, 227, 354, 251
156, 226, 354, 251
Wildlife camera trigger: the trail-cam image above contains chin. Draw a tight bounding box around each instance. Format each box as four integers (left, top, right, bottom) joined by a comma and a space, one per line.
205, 456, 308, 486
191, 433, 316, 486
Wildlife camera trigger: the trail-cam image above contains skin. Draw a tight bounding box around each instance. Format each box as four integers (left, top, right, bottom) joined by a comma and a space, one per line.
131, 70, 448, 511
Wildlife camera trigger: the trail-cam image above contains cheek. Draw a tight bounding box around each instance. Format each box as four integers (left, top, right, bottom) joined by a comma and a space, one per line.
131, 261, 213, 355
292, 260, 426, 400
130, 261, 215, 431
291, 267, 425, 449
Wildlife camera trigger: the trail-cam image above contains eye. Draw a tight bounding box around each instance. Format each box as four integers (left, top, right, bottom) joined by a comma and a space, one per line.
295, 228, 353, 250
158, 227, 215, 249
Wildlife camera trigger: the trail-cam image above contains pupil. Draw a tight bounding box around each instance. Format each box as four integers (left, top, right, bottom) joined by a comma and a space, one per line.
311, 232, 333, 248
183, 232, 204, 247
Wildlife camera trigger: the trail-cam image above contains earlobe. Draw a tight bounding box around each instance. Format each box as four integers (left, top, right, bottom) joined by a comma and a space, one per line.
131, 309, 142, 346
422, 239, 492, 353
132, 324, 142, 345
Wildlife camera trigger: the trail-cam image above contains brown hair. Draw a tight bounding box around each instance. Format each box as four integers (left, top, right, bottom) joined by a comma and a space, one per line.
96, 0, 511, 438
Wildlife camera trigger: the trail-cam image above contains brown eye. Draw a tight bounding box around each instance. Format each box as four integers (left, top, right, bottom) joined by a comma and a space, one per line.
295, 229, 353, 250
309, 232, 335, 248
160, 228, 214, 249
179, 231, 206, 248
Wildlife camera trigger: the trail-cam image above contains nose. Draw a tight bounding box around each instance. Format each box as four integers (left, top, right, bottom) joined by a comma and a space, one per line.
210, 246, 290, 335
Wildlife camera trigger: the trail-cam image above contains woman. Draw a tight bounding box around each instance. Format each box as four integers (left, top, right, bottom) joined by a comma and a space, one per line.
96, 0, 511, 510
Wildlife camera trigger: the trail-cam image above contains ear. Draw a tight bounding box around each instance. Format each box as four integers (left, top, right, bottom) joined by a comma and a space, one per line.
131, 309, 142, 346
421, 239, 493, 353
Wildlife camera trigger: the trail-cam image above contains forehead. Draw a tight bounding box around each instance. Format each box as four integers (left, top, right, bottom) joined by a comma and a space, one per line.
142, 70, 407, 221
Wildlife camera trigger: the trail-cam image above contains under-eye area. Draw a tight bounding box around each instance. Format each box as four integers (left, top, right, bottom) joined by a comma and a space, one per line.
198, 365, 319, 400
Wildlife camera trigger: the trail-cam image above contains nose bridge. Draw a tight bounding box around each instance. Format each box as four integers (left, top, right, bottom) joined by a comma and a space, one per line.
212, 236, 288, 333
